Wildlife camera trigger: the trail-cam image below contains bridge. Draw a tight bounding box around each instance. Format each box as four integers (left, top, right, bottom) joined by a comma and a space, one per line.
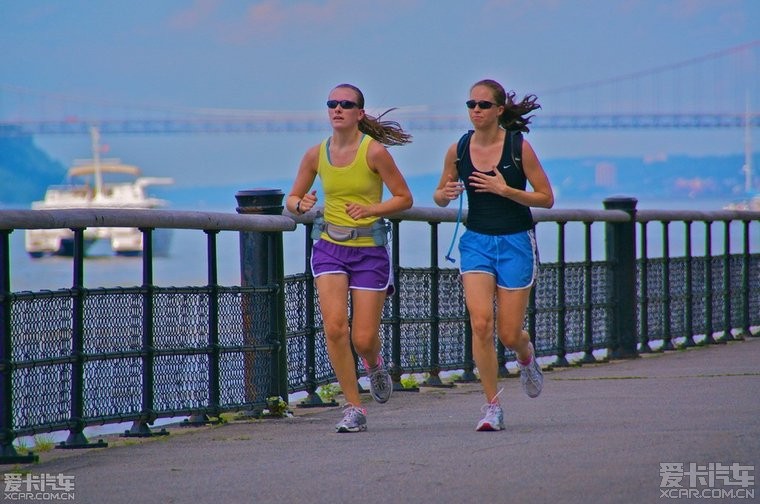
1, 40, 758, 136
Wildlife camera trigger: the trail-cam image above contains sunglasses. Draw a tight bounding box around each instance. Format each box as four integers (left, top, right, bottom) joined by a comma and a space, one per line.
466, 100, 496, 109
327, 100, 360, 109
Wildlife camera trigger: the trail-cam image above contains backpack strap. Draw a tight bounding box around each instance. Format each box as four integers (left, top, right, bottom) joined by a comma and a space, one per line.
508, 130, 524, 173
455, 130, 474, 179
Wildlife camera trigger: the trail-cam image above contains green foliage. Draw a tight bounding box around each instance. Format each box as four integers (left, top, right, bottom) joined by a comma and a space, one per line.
400, 374, 419, 389
265, 396, 289, 418
13, 434, 55, 455
317, 383, 341, 403
448, 372, 463, 382
13, 438, 31, 455
31, 435, 55, 452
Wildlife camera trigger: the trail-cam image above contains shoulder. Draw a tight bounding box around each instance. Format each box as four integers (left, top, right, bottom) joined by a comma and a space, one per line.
364, 138, 399, 174
301, 143, 322, 164
520, 137, 535, 155
366, 137, 392, 161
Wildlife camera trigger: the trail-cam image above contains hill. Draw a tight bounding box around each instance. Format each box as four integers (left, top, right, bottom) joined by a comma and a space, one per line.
0, 133, 66, 206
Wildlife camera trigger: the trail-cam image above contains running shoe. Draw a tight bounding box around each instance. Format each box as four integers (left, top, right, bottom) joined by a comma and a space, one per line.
335, 404, 367, 433
363, 355, 392, 404
519, 342, 544, 398
476, 401, 504, 431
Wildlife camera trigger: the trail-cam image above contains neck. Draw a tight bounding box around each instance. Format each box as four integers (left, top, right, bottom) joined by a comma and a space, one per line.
471, 124, 503, 145
331, 128, 362, 147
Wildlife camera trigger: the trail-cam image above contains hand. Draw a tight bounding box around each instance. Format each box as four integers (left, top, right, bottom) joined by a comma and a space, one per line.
442, 176, 465, 200
299, 190, 318, 213
344, 201, 373, 220
468, 170, 507, 196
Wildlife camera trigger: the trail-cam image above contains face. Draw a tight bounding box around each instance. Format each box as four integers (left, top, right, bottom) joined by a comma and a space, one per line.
327, 87, 364, 130
468, 85, 503, 127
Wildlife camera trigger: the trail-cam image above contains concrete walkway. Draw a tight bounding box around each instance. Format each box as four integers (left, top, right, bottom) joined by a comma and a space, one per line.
3, 337, 759, 504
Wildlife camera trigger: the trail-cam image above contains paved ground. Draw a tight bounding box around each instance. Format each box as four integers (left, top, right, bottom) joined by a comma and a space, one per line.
2, 336, 759, 504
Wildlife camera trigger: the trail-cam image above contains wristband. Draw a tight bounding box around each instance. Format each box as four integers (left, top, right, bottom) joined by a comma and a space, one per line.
296, 199, 303, 214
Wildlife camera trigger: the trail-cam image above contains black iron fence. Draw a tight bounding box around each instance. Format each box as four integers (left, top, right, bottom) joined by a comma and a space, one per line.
1, 194, 758, 463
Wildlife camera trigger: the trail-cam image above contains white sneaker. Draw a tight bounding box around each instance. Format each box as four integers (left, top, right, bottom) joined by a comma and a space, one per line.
363, 355, 392, 404
335, 404, 367, 433
519, 342, 544, 398
476, 402, 504, 431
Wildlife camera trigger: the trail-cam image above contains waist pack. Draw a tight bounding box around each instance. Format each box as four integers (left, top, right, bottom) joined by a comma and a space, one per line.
311, 213, 390, 246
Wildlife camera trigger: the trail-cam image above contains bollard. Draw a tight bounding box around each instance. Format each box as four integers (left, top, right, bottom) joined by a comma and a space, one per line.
236, 189, 288, 406
604, 196, 639, 359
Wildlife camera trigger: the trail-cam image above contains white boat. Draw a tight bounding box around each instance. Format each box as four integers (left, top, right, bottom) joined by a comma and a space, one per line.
25, 126, 174, 257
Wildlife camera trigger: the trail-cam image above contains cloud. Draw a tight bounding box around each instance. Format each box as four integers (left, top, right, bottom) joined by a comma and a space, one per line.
213, 0, 414, 43
169, 0, 223, 31
482, 0, 563, 19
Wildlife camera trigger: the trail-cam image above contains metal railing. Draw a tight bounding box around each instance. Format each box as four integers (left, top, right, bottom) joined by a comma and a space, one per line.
1, 195, 758, 463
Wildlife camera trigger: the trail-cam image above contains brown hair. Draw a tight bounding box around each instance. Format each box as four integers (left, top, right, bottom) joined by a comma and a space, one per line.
333, 83, 412, 146
471, 79, 540, 132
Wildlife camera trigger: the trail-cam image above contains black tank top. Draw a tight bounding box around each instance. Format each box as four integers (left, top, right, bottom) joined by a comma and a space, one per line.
459, 132, 534, 235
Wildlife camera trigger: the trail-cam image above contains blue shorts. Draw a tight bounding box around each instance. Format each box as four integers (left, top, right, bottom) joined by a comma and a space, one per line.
459, 229, 538, 289
311, 239, 395, 295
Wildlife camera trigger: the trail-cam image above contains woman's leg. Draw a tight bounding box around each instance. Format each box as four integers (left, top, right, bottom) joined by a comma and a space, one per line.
495, 286, 532, 360
315, 273, 361, 406
349, 288, 387, 364
351, 288, 392, 403
461, 272, 499, 403
496, 285, 543, 398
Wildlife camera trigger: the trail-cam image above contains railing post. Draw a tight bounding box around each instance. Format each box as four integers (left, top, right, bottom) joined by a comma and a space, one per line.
422, 222, 455, 388
702, 221, 719, 345
603, 197, 639, 359
123, 229, 169, 436
682, 221, 696, 348
638, 221, 652, 353
581, 221, 597, 363
553, 222, 569, 367
739, 220, 752, 338
57, 228, 107, 449
0, 230, 38, 464
236, 189, 288, 405
181, 230, 224, 427
719, 221, 735, 342
298, 224, 335, 407
389, 219, 406, 391
660, 221, 674, 351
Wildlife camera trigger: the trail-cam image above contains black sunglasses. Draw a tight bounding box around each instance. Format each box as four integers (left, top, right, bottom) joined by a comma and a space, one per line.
466, 100, 496, 109
327, 100, 359, 109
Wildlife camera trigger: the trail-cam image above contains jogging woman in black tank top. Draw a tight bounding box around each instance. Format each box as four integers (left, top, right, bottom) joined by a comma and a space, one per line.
433, 79, 554, 431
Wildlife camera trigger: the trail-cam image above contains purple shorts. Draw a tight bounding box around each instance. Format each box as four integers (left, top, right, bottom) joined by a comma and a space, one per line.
311, 239, 395, 295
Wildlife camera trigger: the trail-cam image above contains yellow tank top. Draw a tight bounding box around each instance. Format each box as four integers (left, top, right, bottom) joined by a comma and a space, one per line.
318, 134, 382, 247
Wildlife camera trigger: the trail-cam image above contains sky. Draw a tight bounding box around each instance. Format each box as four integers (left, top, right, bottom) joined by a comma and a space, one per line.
1, 0, 759, 192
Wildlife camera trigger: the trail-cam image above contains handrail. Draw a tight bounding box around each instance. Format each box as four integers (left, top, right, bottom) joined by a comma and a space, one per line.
0, 208, 296, 232
291, 205, 760, 225
4, 206, 757, 231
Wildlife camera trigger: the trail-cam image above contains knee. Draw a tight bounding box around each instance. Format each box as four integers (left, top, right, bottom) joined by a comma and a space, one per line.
500, 328, 527, 350
350, 328, 377, 355
323, 319, 349, 343
351, 338, 373, 356
469, 317, 493, 338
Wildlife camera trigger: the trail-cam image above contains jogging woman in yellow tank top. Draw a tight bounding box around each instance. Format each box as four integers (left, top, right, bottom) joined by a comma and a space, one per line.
286, 83, 413, 432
